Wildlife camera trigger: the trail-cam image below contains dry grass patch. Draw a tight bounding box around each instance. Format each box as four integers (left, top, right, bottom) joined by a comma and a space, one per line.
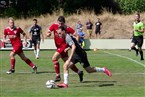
0, 11, 145, 39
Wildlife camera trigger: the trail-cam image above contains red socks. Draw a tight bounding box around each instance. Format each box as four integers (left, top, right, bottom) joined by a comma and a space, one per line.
11, 59, 15, 69
53, 60, 60, 77
52, 60, 79, 77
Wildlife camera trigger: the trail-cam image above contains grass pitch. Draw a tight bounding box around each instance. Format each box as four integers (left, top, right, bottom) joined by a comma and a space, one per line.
0, 50, 145, 97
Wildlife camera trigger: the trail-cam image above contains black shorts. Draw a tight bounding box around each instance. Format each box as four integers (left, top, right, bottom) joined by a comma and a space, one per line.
71, 51, 90, 68
32, 38, 41, 46
131, 36, 143, 48
95, 30, 101, 34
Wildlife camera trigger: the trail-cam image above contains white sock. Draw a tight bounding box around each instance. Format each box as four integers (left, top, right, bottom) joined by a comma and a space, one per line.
36, 49, 40, 57
95, 67, 105, 72
34, 50, 37, 56
64, 73, 68, 84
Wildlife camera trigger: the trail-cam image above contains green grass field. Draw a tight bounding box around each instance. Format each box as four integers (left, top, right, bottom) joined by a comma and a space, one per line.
0, 50, 145, 97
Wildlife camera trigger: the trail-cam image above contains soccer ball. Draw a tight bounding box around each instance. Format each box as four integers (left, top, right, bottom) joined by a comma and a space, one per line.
45, 80, 56, 89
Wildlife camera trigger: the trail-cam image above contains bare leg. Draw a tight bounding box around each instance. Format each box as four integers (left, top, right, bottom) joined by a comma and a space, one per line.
130, 43, 138, 56
36, 43, 40, 59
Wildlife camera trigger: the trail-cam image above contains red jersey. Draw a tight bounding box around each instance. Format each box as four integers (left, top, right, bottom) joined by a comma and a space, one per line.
48, 23, 75, 48
4, 27, 24, 47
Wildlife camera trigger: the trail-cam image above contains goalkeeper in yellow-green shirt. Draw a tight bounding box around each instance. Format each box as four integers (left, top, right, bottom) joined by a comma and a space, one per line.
130, 13, 144, 60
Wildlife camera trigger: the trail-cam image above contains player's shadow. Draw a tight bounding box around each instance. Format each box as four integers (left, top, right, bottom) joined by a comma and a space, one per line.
35, 71, 55, 74
75, 80, 116, 88
98, 83, 114, 87
83, 80, 117, 83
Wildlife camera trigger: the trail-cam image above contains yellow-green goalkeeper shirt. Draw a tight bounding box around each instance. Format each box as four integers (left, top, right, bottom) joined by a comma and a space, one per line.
133, 22, 145, 36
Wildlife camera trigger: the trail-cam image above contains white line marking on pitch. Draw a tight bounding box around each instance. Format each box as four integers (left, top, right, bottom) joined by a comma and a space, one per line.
103, 51, 145, 67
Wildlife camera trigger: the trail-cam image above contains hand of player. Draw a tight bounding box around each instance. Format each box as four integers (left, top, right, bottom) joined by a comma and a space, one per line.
23, 41, 27, 47
46, 32, 51, 37
64, 47, 70, 53
66, 59, 71, 64
3, 39, 9, 43
134, 28, 139, 32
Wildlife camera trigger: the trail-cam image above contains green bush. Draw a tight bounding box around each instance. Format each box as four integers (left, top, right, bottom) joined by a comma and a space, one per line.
117, 0, 145, 14
0, 0, 121, 18
4, 0, 145, 17
3, 7, 18, 18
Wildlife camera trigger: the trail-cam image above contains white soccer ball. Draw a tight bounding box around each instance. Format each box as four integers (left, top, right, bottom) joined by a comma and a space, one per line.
45, 80, 55, 89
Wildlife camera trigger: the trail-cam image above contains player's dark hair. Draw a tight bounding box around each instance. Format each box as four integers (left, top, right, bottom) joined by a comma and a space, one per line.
58, 26, 66, 31
33, 19, 37, 22
135, 12, 140, 18
57, 16, 65, 23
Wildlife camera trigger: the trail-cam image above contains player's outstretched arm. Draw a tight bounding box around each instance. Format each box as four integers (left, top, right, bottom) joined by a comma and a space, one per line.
41, 31, 44, 42
22, 32, 27, 46
73, 32, 80, 41
28, 31, 32, 40
3, 35, 8, 43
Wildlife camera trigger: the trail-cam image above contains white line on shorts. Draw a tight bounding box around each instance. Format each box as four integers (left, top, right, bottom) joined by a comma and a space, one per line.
103, 51, 145, 67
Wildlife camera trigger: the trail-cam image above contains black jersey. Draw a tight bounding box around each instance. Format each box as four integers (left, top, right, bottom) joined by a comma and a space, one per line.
66, 34, 85, 55
95, 22, 102, 32
29, 25, 42, 39
65, 34, 90, 68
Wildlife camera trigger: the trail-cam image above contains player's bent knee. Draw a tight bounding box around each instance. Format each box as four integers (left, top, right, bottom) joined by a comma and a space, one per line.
63, 63, 67, 68
9, 55, 15, 59
52, 57, 57, 61
52, 60, 58, 64
9, 54, 14, 58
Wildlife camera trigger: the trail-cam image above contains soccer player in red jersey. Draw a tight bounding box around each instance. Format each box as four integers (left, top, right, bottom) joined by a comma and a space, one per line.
3, 17, 37, 74
46, 16, 83, 82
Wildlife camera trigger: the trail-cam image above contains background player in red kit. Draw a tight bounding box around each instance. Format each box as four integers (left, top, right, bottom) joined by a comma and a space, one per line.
3, 17, 37, 74
46, 16, 83, 82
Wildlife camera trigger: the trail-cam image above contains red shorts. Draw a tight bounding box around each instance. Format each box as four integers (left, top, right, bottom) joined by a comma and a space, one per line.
12, 46, 23, 54
56, 46, 68, 58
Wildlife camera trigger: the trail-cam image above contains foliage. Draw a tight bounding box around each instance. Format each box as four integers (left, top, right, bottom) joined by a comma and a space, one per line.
0, 0, 121, 18
1, 0, 145, 17
117, 0, 145, 14
0, 0, 58, 18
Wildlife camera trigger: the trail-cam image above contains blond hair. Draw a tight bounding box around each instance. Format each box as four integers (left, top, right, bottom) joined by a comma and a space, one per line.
8, 17, 14, 22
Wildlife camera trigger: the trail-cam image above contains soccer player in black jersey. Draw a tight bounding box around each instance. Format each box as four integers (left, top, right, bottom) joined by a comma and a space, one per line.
95, 18, 102, 39
56, 26, 112, 88
29, 19, 44, 59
